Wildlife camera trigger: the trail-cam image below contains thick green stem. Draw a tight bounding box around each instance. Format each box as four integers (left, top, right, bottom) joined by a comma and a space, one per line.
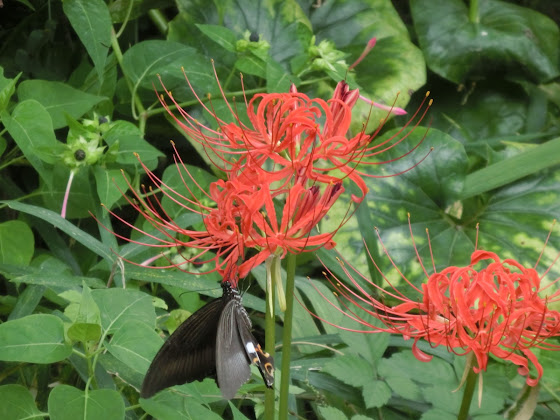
469, 0, 479, 24
457, 367, 477, 420
264, 257, 277, 420
278, 253, 297, 420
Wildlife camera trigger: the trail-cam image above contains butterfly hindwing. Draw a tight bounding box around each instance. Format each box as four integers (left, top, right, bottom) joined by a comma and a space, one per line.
216, 298, 252, 400
140, 297, 224, 398
235, 303, 275, 387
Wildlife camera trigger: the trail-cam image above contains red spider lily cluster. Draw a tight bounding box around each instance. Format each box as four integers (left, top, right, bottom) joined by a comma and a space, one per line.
105, 67, 430, 285
315, 223, 560, 385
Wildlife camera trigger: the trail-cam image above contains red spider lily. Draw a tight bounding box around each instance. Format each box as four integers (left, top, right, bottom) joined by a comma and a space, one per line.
157, 66, 432, 203
312, 222, 560, 386
101, 143, 349, 282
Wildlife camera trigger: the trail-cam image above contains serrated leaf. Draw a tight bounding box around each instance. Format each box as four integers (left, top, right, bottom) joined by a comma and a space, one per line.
362, 380, 391, 409
0, 314, 72, 363
323, 354, 373, 388
378, 351, 456, 387
0, 385, 45, 420
0, 220, 34, 265
48, 385, 124, 420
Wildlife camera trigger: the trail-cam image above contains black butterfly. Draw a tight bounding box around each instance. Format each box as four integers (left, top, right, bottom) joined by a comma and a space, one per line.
141, 281, 274, 400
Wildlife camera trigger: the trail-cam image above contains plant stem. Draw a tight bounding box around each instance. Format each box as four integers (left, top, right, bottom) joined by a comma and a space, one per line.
278, 253, 297, 420
469, 0, 479, 24
457, 368, 477, 420
264, 257, 276, 420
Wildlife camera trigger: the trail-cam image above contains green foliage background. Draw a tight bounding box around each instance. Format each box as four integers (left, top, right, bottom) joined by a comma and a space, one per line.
1, 0, 560, 419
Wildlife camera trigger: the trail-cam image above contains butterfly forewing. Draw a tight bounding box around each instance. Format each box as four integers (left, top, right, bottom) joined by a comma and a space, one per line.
140, 297, 224, 398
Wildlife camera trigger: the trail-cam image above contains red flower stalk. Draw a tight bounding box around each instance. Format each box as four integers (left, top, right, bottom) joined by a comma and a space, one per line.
157, 66, 432, 203
313, 221, 560, 386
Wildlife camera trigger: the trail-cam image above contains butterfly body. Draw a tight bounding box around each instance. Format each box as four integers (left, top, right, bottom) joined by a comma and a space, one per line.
141, 281, 274, 400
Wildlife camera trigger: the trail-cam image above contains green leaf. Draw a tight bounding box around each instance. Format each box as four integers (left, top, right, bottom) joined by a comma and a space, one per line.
94, 167, 130, 209
140, 384, 223, 419
196, 24, 237, 52
62, 0, 111, 79
3, 201, 114, 262
1, 100, 56, 187
378, 351, 456, 387
0, 384, 45, 420
411, 0, 560, 84
323, 354, 373, 388
91, 288, 156, 334
266, 58, 298, 92
48, 385, 124, 420
17, 80, 105, 129
362, 380, 391, 409
0, 68, 20, 112
121, 40, 215, 97
104, 320, 162, 374
0, 220, 34, 265
317, 406, 348, 420
0, 314, 72, 363
235, 55, 267, 78
67, 286, 102, 343
462, 137, 560, 198
103, 120, 163, 170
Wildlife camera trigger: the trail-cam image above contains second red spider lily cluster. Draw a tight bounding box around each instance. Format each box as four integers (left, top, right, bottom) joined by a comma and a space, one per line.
315, 221, 560, 386
108, 70, 430, 286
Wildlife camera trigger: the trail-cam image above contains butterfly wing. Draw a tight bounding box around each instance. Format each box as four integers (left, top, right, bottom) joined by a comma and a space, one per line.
235, 304, 275, 388
215, 299, 252, 400
140, 297, 223, 398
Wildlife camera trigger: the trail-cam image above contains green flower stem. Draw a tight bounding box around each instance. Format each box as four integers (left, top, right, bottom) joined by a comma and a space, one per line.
457, 368, 477, 420
278, 253, 297, 420
264, 258, 277, 420
148, 9, 169, 35
469, 0, 479, 24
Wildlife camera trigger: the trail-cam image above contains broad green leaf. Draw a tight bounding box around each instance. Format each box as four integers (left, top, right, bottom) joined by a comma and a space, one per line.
411, 0, 560, 84
121, 40, 215, 98
8, 284, 46, 321
140, 383, 223, 419
308, 0, 409, 47
362, 380, 391, 409
0, 314, 72, 363
159, 163, 218, 219
103, 120, 163, 170
94, 167, 130, 209
1, 101, 56, 187
63, 0, 111, 79
0, 220, 34, 265
378, 351, 456, 387
3, 201, 114, 262
67, 286, 102, 342
176, 0, 311, 68
0, 385, 45, 420
48, 385, 124, 420
91, 288, 156, 333
317, 406, 348, 420
266, 58, 298, 93
235, 55, 267, 78
196, 24, 237, 52
104, 320, 162, 374
17, 80, 105, 129
323, 354, 373, 388
385, 376, 422, 401
98, 352, 145, 389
